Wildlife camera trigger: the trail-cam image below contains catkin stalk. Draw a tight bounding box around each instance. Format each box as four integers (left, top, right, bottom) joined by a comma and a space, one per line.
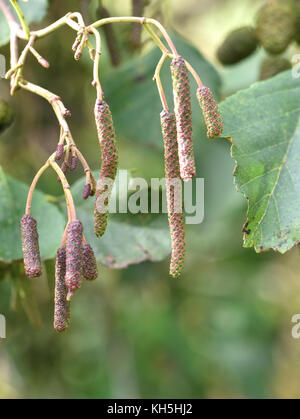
20, 214, 42, 278
65, 220, 83, 291
54, 247, 70, 332
160, 110, 185, 278
170, 56, 195, 182
196, 86, 223, 138
94, 99, 118, 238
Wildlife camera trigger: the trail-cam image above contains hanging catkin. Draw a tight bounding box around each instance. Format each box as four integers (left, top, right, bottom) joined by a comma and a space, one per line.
170, 56, 195, 182
94, 99, 118, 237
82, 243, 98, 281
65, 220, 83, 291
160, 110, 185, 278
54, 247, 70, 332
196, 86, 223, 138
20, 214, 42, 278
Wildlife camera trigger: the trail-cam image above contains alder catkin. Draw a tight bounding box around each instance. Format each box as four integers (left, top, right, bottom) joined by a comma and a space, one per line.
65, 220, 83, 291
196, 86, 223, 138
82, 243, 98, 281
20, 214, 42, 278
94, 99, 118, 237
54, 247, 70, 333
170, 56, 195, 182
160, 110, 185, 278
82, 183, 91, 200
55, 144, 64, 160
70, 155, 78, 171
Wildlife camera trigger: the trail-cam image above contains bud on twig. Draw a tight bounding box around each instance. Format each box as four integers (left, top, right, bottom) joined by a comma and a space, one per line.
82, 183, 91, 200
65, 221, 83, 291
20, 214, 42, 278
70, 154, 78, 171
82, 243, 98, 281
55, 143, 64, 160
196, 86, 223, 138
94, 99, 118, 237
54, 247, 70, 332
160, 110, 185, 278
170, 56, 195, 182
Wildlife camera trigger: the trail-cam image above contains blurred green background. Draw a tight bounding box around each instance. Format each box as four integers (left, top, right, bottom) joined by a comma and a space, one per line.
1, 0, 300, 399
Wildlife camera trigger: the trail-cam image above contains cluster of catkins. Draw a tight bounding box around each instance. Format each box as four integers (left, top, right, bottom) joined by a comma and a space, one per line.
20, 215, 98, 332
20, 50, 222, 333
217, 0, 300, 80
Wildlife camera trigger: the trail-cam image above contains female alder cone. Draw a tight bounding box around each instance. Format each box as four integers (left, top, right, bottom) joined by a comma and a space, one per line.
160, 110, 185, 278
65, 220, 83, 291
170, 56, 195, 182
94, 99, 118, 237
256, 4, 295, 54
54, 248, 70, 332
82, 243, 98, 281
217, 26, 258, 65
196, 86, 223, 138
259, 56, 291, 81
20, 214, 42, 278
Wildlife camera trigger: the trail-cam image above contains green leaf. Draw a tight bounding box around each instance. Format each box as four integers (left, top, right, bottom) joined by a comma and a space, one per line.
0, 0, 49, 47
103, 33, 222, 148
71, 171, 171, 269
220, 70, 300, 253
0, 166, 65, 262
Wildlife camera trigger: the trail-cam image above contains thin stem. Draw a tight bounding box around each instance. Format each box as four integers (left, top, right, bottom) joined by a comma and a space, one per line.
184, 59, 203, 87
10, 0, 30, 39
89, 26, 103, 99
143, 23, 169, 55
153, 53, 168, 110
50, 161, 77, 221
73, 146, 96, 190
25, 161, 50, 214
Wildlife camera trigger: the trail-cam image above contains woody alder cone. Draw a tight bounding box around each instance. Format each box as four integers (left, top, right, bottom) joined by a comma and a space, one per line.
20, 214, 42, 278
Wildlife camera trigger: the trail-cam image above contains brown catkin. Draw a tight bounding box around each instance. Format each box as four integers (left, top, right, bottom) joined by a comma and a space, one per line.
65, 220, 83, 291
160, 110, 185, 278
54, 248, 70, 332
196, 86, 223, 138
170, 56, 195, 182
20, 214, 42, 278
82, 243, 98, 281
94, 99, 118, 238
56, 144, 64, 160
70, 155, 78, 171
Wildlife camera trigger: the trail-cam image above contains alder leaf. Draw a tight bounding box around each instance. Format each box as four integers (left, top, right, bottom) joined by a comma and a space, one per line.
0, 166, 65, 262
71, 171, 171, 269
0, 0, 49, 47
220, 70, 300, 253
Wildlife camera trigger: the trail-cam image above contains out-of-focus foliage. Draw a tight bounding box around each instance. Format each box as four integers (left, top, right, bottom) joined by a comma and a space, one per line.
0, 0, 300, 400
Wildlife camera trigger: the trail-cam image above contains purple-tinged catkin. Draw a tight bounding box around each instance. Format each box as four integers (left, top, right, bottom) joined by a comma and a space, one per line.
20, 214, 42, 278
65, 220, 83, 291
56, 144, 64, 160
82, 243, 98, 281
170, 56, 195, 182
70, 155, 78, 171
160, 110, 185, 278
94, 99, 118, 238
54, 248, 70, 333
82, 183, 91, 200
196, 86, 223, 138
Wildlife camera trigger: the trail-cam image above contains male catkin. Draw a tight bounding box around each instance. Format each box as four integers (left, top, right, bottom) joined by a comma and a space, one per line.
82, 243, 98, 281
20, 214, 42, 278
65, 220, 83, 291
170, 56, 195, 182
196, 86, 223, 138
54, 247, 70, 332
160, 110, 185, 278
94, 99, 118, 237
